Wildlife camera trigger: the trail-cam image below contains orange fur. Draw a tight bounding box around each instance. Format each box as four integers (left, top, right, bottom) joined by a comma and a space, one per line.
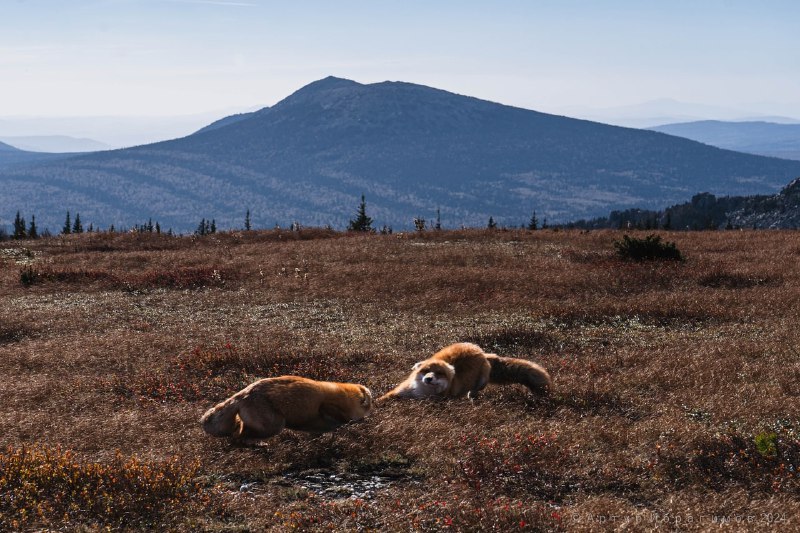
200, 376, 373, 440
379, 342, 551, 401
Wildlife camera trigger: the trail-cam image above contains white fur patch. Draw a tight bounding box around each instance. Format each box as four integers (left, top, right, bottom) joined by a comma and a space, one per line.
415, 372, 449, 394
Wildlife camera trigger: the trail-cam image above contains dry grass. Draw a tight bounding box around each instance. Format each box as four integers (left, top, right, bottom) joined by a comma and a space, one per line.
1, 228, 799, 531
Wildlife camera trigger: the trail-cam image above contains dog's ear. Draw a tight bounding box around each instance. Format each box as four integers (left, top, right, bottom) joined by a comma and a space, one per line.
412, 362, 423, 370
360, 387, 372, 407
445, 363, 456, 374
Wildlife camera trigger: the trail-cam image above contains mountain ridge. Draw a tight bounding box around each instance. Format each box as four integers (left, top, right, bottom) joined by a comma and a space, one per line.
0, 135, 112, 153
0, 141, 71, 169
3, 77, 800, 232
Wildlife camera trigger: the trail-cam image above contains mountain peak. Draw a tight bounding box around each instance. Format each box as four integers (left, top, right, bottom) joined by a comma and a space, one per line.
296, 76, 362, 94
315, 75, 360, 87
273, 76, 363, 109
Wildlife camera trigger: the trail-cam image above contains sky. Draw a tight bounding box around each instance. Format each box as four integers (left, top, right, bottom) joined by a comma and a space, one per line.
2, 0, 799, 120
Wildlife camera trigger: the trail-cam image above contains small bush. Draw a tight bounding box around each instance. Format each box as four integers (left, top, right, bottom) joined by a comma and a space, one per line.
755, 432, 779, 458
19, 265, 39, 286
614, 234, 683, 261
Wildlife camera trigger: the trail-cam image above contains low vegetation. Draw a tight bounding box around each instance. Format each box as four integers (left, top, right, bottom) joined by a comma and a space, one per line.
613, 233, 683, 261
0, 446, 206, 531
1, 228, 798, 530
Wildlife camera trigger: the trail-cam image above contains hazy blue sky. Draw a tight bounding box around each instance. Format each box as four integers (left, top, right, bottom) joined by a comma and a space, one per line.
2, 0, 799, 118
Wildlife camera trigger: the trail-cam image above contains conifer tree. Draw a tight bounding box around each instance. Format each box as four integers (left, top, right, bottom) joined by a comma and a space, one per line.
196, 218, 207, 236
13, 211, 26, 239
72, 213, 83, 233
528, 210, 538, 230
662, 211, 672, 230
347, 194, 373, 232
487, 216, 497, 229
156, 222, 161, 234
62, 211, 72, 235
245, 209, 251, 231
28, 215, 38, 239
210, 219, 216, 233
435, 208, 442, 230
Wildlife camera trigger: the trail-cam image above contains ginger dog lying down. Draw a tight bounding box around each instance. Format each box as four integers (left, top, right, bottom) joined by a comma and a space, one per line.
200, 376, 373, 440
379, 342, 551, 401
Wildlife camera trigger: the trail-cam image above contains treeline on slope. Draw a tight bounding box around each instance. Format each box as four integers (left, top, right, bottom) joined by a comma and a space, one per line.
6, 177, 800, 242
1, 196, 552, 241
1, 210, 175, 241
570, 177, 800, 231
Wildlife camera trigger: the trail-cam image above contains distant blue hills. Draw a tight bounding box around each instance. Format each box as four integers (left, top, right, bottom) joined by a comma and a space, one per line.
3, 76, 800, 233
649, 120, 800, 161
0, 140, 70, 168
0, 135, 113, 153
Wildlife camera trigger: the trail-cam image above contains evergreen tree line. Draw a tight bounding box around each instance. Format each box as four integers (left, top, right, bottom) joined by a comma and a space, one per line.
0, 211, 177, 240
3, 198, 552, 240
566, 191, 782, 231
346, 195, 547, 233
10, 211, 39, 240
195, 218, 217, 236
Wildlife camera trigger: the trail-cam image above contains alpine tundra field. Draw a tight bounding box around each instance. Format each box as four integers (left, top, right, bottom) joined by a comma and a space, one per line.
1, 228, 799, 531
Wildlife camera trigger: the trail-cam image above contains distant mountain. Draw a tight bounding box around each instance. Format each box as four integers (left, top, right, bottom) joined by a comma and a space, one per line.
0, 135, 112, 153
648, 121, 800, 161
0, 141, 68, 169
3, 77, 800, 233
0, 109, 255, 148
560, 99, 800, 129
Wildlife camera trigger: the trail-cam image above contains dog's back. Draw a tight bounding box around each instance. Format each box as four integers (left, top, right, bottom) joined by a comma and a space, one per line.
429, 343, 491, 398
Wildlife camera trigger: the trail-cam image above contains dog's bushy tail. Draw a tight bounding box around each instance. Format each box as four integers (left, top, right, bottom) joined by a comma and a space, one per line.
486, 354, 552, 395
199, 396, 242, 437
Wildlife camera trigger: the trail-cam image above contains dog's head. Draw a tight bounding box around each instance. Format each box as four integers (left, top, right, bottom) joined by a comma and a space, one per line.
355, 385, 374, 418
411, 360, 455, 394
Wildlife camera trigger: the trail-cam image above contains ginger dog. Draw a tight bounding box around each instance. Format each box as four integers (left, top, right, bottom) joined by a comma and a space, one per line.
379, 342, 551, 401
200, 376, 373, 440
